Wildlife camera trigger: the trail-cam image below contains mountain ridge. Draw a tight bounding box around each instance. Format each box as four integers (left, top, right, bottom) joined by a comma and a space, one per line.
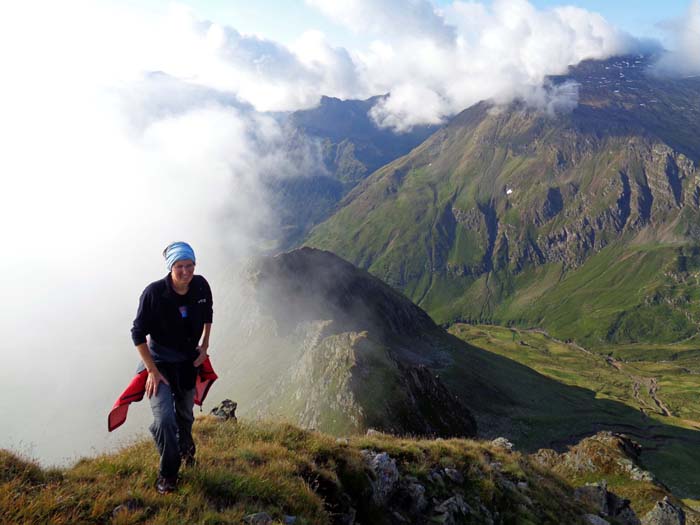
5, 418, 693, 524
305, 55, 700, 347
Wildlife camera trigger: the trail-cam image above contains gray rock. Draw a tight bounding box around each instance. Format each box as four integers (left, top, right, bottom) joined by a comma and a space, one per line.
443, 467, 464, 484
617, 506, 642, 525
428, 469, 445, 486
584, 515, 611, 525
406, 480, 428, 512
210, 399, 238, 421
243, 512, 273, 524
491, 437, 514, 451
335, 437, 349, 446
479, 503, 495, 525
283, 516, 297, 525
361, 450, 400, 505
435, 494, 473, 524
618, 458, 654, 482
575, 482, 640, 525
499, 478, 517, 493
641, 497, 686, 525
575, 483, 609, 514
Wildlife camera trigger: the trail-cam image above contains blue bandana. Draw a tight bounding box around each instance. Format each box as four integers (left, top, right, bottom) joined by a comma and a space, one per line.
163, 241, 196, 271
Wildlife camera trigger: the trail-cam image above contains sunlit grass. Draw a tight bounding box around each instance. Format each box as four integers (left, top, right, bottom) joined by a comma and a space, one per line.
0, 417, 614, 525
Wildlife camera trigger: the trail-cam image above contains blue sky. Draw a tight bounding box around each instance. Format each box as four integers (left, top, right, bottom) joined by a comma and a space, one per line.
132, 0, 692, 49
522, 0, 689, 41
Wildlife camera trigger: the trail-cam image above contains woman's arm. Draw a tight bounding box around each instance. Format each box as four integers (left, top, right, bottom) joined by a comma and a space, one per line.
136, 342, 169, 397
193, 323, 212, 367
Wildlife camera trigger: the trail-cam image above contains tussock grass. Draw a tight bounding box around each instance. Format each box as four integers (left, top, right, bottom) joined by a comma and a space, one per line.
0, 417, 601, 525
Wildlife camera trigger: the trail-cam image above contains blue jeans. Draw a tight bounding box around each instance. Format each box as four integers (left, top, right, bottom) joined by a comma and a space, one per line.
149, 382, 195, 478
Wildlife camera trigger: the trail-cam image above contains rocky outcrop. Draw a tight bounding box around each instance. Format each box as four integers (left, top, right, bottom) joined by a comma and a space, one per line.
242, 248, 477, 438
532, 431, 656, 484
394, 363, 477, 437
641, 497, 686, 525
574, 481, 640, 525
350, 445, 601, 524
530, 432, 695, 525
210, 399, 238, 421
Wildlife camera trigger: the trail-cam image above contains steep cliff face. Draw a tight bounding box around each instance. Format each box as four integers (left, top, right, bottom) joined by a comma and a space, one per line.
306, 56, 700, 345
261, 327, 477, 437
216, 247, 476, 438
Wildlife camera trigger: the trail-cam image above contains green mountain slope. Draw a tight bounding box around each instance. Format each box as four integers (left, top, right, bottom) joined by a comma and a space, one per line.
306, 55, 700, 347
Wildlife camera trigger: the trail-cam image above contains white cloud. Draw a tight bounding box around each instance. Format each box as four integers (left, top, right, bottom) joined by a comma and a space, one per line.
0, 0, 643, 137
0, 2, 324, 464
351, 0, 641, 130
306, 0, 457, 45
653, 0, 700, 77
290, 30, 366, 100
147, 5, 335, 111
521, 80, 581, 116
370, 83, 451, 132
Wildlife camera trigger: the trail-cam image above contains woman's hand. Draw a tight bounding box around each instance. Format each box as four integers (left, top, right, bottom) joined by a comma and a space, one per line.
146, 368, 169, 398
193, 343, 208, 367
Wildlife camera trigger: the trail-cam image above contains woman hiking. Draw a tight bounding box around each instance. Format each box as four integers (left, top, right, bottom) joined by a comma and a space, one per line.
130, 241, 213, 494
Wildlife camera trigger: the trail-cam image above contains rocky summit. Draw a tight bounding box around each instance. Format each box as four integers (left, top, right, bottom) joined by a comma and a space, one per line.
215, 247, 477, 438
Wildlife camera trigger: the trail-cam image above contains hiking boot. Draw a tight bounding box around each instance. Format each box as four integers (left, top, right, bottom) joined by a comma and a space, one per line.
155, 475, 177, 494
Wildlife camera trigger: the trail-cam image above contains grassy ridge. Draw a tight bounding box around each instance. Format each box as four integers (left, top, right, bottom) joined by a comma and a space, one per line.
1, 418, 603, 525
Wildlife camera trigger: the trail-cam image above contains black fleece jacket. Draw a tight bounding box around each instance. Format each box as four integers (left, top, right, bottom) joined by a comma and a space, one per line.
131, 274, 213, 360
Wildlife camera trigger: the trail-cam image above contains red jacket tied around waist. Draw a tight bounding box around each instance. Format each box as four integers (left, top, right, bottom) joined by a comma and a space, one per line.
108, 357, 217, 432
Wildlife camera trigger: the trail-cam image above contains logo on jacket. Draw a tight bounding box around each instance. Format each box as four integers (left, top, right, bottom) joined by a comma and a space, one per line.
198, 299, 207, 304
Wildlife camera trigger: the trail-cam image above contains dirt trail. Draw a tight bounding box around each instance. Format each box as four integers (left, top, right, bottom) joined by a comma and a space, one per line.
526, 328, 593, 355
649, 378, 672, 417
523, 328, 674, 418
605, 356, 623, 371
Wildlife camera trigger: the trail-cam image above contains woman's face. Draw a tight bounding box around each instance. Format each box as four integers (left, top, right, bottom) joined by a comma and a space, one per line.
171, 259, 195, 288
